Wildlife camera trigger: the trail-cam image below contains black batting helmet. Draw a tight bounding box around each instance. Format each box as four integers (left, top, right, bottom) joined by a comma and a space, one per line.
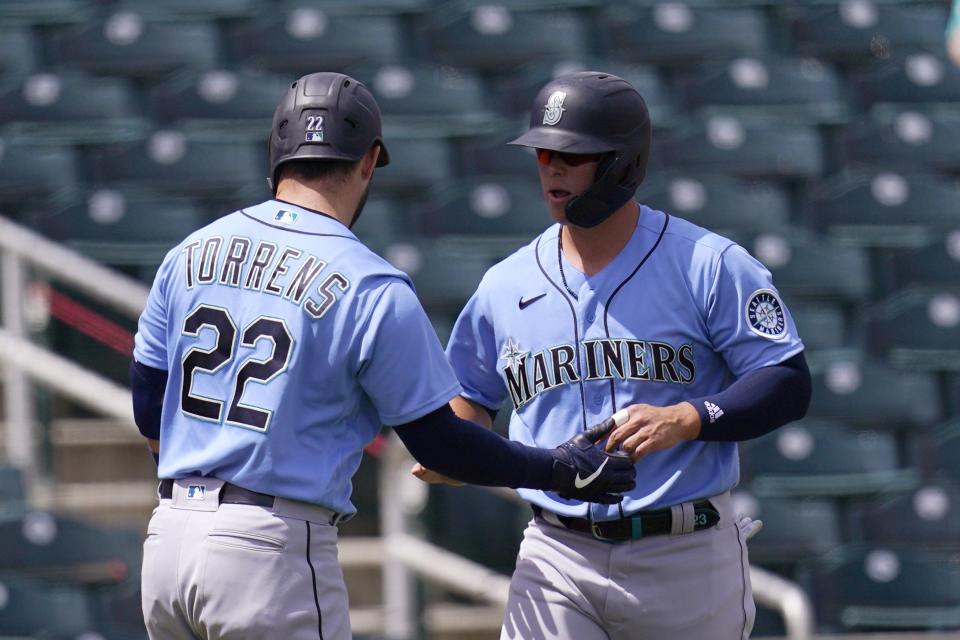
267, 72, 390, 192
510, 72, 651, 228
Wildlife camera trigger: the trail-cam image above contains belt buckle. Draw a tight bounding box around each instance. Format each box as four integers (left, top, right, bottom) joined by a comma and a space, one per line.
591, 522, 612, 542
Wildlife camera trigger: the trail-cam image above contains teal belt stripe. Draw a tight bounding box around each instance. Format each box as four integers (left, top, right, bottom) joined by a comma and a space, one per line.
631, 517, 642, 539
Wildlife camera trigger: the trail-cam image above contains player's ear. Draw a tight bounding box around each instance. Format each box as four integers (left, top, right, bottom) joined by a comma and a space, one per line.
359, 145, 380, 181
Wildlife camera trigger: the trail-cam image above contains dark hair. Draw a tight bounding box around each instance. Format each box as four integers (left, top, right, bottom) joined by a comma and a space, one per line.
277, 158, 360, 186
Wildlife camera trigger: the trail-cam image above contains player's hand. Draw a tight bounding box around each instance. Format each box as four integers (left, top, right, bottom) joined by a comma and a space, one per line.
410, 463, 465, 486
550, 417, 636, 504
604, 402, 701, 462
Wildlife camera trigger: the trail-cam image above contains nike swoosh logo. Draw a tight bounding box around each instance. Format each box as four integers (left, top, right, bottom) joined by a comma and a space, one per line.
519, 293, 546, 310
574, 457, 610, 489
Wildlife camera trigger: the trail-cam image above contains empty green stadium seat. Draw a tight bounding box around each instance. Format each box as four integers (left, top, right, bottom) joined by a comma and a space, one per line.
912, 419, 960, 485
231, 6, 403, 72
419, 177, 550, 239
0, 465, 27, 520
0, 575, 96, 637
878, 237, 960, 294
31, 188, 205, 266
837, 107, 960, 173
423, 6, 590, 71
380, 240, 496, 309
790, 302, 847, 351
739, 420, 917, 497
731, 491, 842, 565
48, 11, 219, 78
85, 131, 263, 198
0, 27, 36, 76
0, 513, 140, 585
0, 0, 90, 25
740, 228, 871, 302
801, 170, 960, 248
807, 350, 942, 429
350, 197, 414, 250
351, 63, 498, 136
855, 53, 960, 107
456, 131, 542, 177
656, 116, 824, 179
0, 141, 78, 206
785, 2, 947, 62
371, 136, 454, 194
150, 69, 291, 137
846, 481, 960, 551
680, 56, 849, 124
636, 172, 791, 236
0, 72, 145, 143
597, 4, 769, 65
798, 545, 960, 631
867, 288, 960, 370
112, 0, 262, 19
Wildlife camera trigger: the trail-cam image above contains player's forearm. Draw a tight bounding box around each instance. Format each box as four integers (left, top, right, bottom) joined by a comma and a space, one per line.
690, 352, 811, 442
130, 359, 168, 440
394, 404, 554, 489
450, 395, 494, 429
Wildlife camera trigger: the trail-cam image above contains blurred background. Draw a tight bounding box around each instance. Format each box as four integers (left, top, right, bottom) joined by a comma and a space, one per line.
0, 0, 959, 638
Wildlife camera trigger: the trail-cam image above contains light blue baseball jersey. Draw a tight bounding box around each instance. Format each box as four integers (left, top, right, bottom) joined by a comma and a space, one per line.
447, 205, 804, 521
134, 199, 461, 516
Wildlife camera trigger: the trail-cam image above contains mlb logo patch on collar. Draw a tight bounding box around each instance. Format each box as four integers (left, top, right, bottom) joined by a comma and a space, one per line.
274, 209, 299, 225
186, 484, 206, 500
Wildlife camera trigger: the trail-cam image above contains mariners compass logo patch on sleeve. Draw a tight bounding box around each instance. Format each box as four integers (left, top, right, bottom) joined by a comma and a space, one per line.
745, 289, 787, 339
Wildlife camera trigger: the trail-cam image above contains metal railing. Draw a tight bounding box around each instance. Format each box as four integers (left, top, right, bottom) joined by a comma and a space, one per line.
0, 216, 816, 638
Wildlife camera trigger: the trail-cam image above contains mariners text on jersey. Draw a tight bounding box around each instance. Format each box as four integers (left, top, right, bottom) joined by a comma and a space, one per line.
502, 338, 696, 409
181, 235, 349, 320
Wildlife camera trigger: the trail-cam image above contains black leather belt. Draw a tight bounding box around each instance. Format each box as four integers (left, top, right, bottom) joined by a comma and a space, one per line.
159, 478, 276, 508
533, 500, 720, 542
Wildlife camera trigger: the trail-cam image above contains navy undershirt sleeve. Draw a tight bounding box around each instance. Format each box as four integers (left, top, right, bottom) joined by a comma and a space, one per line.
130, 359, 168, 440
692, 352, 811, 442
393, 404, 555, 489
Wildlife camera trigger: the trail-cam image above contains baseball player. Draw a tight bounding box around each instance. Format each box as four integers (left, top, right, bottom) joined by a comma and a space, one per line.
416, 72, 813, 639
129, 72, 636, 640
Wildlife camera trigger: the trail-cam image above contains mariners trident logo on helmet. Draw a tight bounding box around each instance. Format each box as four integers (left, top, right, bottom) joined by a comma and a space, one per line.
542, 91, 567, 125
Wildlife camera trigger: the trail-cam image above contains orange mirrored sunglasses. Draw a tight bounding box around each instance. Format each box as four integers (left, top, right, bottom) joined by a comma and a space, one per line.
536, 148, 603, 167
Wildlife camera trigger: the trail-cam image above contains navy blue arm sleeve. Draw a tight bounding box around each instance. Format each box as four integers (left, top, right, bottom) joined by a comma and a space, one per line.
691, 352, 811, 442
130, 359, 168, 440
393, 404, 555, 489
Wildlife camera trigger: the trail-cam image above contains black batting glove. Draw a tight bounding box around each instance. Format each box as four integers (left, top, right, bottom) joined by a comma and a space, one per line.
549, 417, 637, 504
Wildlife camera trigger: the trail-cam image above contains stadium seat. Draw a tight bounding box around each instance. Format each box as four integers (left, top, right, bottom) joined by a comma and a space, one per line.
867, 288, 960, 371
0, 141, 78, 207
784, 2, 948, 62
0, 575, 96, 637
0, 512, 140, 584
596, 4, 770, 66
635, 172, 791, 236
678, 56, 849, 124
350, 197, 414, 250
31, 188, 206, 266
0, 72, 145, 143
419, 177, 550, 239
836, 107, 960, 174
739, 420, 918, 497
493, 59, 674, 124
790, 302, 847, 351
113, 0, 263, 19
912, 418, 960, 485
456, 131, 542, 177
877, 235, 960, 295
0, 0, 90, 25
656, 115, 824, 179
0, 27, 36, 76
740, 228, 872, 302
351, 63, 498, 136
231, 6, 403, 72
0, 464, 27, 520
800, 170, 960, 248
47, 10, 219, 77
422, 6, 590, 71
846, 481, 960, 551
371, 136, 454, 194
150, 69, 291, 137
854, 53, 960, 107
380, 240, 496, 309
85, 131, 263, 198
731, 491, 842, 566
806, 350, 942, 429
798, 545, 960, 631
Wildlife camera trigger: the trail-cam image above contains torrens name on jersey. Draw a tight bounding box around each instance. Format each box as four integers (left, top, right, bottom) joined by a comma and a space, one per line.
182, 235, 349, 320
501, 338, 696, 409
